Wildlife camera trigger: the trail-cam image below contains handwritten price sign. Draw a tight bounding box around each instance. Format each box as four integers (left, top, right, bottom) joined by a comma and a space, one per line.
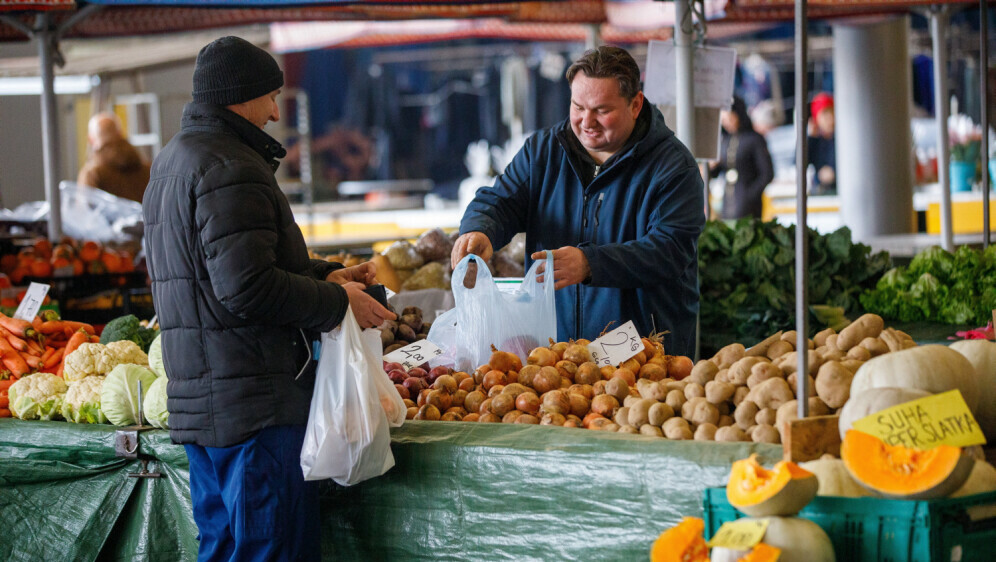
587, 321, 643, 368
852, 389, 986, 449
384, 340, 443, 370
13, 282, 50, 322
707, 518, 769, 550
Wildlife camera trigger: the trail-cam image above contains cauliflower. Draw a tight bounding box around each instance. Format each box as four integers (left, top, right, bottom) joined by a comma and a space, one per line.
9, 372, 68, 420
61, 376, 108, 424
63, 341, 149, 383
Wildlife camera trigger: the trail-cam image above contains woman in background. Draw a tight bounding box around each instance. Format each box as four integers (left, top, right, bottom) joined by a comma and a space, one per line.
711, 97, 774, 219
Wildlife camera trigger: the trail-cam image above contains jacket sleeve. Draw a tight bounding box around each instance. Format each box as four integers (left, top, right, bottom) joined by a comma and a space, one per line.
195, 162, 348, 332
458, 140, 532, 251
310, 259, 344, 282
579, 164, 705, 289
746, 136, 774, 201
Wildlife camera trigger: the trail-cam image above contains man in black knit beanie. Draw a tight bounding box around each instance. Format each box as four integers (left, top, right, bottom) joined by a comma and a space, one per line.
143, 36, 393, 562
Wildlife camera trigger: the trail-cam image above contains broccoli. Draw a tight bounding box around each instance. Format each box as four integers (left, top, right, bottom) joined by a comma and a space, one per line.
100, 315, 159, 353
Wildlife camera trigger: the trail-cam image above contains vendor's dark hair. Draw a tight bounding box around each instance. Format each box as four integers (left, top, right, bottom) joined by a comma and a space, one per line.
730, 96, 754, 133
566, 46, 641, 101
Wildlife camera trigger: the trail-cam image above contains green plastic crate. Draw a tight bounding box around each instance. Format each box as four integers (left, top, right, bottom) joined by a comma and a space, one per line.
704, 488, 996, 562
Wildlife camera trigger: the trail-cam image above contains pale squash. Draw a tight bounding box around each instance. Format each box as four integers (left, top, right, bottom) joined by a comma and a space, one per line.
949, 340, 996, 440
950, 460, 996, 497
727, 455, 818, 517
709, 543, 780, 562
837, 386, 932, 439
711, 517, 835, 562
650, 516, 709, 562
841, 430, 975, 499
798, 457, 872, 498
849, 345, 980, 414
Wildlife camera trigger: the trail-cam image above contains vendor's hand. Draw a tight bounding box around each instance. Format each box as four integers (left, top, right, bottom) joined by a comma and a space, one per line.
343, 282, 395, 328
817, 166, 835, 187
451, 231, 493, 270
531, 247, 591, 290
326, 262, 378, 286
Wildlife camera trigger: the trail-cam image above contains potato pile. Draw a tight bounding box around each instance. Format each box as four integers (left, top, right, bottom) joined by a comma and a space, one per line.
687, 313, 916, 444
399, 313, 916, 444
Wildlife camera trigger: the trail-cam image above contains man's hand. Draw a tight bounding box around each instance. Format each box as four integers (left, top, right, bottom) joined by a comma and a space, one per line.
817, 166, 835, 187
451, 231, 493, 269
343, 282, 395, 328
326, 261, 378, 287
531, 247, 591, 290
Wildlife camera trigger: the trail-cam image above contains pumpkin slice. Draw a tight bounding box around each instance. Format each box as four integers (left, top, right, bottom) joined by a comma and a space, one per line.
727, 454, 818, 517
841, 430, 975, 499
650, 516, 708, 562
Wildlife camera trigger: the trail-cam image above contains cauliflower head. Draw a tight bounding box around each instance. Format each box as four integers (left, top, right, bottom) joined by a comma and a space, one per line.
9, 372, 68, 420
62, 376, 108, 424
63, 341, 149, 383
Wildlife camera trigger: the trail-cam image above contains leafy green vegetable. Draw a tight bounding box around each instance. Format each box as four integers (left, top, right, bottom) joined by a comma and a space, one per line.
143, 376, 169, 429
699, 219, 892, 347
100, 363, 158, 426
860, 245, 996, 325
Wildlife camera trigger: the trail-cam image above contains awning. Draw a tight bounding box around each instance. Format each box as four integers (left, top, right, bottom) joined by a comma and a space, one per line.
0, 0, 73, 11
721, 0, 978, 21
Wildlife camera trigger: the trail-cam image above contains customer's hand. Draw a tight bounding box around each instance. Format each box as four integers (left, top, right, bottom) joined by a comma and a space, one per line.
343, 282, 395, 328
326, 262, 377, 286
451, 231, 493, 269
531, 247, 591, 290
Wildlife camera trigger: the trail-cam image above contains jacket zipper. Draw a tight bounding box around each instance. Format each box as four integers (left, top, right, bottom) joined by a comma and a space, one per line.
577, 192, 588, 341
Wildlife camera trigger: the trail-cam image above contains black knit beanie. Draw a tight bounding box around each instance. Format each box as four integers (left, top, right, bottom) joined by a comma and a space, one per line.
192, 36, 284, 106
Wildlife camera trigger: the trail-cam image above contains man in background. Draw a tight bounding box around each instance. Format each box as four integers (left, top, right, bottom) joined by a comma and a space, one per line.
77, 112, 151, 202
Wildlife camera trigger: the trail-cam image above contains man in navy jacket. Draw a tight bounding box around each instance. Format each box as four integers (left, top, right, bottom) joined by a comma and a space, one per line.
452, 46, 704, 357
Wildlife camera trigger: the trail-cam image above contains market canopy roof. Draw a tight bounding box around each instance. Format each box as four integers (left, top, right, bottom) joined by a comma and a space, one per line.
722, 0, 981, 21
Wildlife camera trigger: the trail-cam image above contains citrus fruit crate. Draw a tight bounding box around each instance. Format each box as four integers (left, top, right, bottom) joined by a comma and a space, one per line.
703, 487, 996, 562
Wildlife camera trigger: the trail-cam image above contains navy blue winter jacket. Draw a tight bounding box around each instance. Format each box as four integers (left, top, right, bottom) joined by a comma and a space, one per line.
460, 103, 705, 357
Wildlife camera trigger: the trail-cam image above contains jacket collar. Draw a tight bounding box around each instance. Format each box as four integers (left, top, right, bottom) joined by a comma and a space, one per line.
181, 102, 287, 170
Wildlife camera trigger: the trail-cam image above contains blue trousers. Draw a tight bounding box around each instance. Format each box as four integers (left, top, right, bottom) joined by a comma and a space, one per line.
184, 425, 320, 562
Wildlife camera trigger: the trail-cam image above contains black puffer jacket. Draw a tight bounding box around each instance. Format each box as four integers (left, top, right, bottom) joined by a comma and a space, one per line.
143, 103, 348, 448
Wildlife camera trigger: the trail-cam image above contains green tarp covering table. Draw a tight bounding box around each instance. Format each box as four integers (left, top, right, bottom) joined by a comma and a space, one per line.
0, 419, 780, 561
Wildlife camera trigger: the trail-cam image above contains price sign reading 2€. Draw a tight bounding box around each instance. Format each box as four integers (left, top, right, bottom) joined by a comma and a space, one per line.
587, 321, 643, 368
384, 340, 443, 370
13, 282, 50, 322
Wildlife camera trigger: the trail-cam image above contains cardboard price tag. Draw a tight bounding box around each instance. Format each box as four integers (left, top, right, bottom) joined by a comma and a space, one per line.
852, 389, 986, 449
706, 518, 769, 550
384, 340, 443, 370
13, 282, 49, 321
587, 321, 643, 368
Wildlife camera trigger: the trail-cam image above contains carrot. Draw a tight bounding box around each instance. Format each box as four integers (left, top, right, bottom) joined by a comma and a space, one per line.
43, 348, 63, 369
0, 313, 36, 339
32, 316, 43, 333
0, 408, 10, 418
57, 329, 90, 378
41, 347, 55, 363
0, 340, 29, 377
0, 378, 15, 394
90, 335, 100, 343
0, 394, 8, 409
25, 339, 43, 356
0, 327, 28, 352
38, 320, 94, 335
20, 353, 41, 370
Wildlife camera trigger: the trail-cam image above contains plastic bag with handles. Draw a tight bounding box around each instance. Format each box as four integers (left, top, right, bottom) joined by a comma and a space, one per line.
427, 253, 556, 372
300, 306, 405, 485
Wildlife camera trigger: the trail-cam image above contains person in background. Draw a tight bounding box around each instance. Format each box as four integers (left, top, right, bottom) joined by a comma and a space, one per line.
451, 46, 704, 357
142, 36, 394, 562
710, 96, 774, 219
807, 91, 836, 194
77, 112, 151, 202
748, 99, 783, 137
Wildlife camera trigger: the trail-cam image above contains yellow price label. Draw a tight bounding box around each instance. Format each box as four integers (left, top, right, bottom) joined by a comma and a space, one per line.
706, 518, 769, 550
852, 390, 987, 449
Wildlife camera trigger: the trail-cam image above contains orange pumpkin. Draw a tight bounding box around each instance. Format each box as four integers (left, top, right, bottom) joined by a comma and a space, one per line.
649, 517, 709, 562
727, 454, 818, 517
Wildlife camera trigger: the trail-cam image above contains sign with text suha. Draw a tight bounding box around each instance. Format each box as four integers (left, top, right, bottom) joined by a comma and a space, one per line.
851, 390, 987, 449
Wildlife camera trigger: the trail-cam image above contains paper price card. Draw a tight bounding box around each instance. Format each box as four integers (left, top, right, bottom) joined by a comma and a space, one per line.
587, 321, 643, 368
13, 282, 50, 322
852, 390, 986, 449
706, 518, 769, 550
384, 340, 443, 370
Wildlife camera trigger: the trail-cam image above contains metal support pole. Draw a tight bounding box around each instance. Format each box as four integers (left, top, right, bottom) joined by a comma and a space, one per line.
36, 15, 62, 241
795, 0, 810, 420
981, 0, 991, 249
674, 0, 695, 151
585, 24, 601, 51
932, 9, 955, 252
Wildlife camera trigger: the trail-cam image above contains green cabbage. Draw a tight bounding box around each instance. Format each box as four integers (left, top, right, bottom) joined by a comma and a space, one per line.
148, 334, 166, 379
100, 363, 158, 426
143, 376, 170, 429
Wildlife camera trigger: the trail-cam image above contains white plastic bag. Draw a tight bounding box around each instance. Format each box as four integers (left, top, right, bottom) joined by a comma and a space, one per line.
427, 254, 556, 372
301, 306, 406, 485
